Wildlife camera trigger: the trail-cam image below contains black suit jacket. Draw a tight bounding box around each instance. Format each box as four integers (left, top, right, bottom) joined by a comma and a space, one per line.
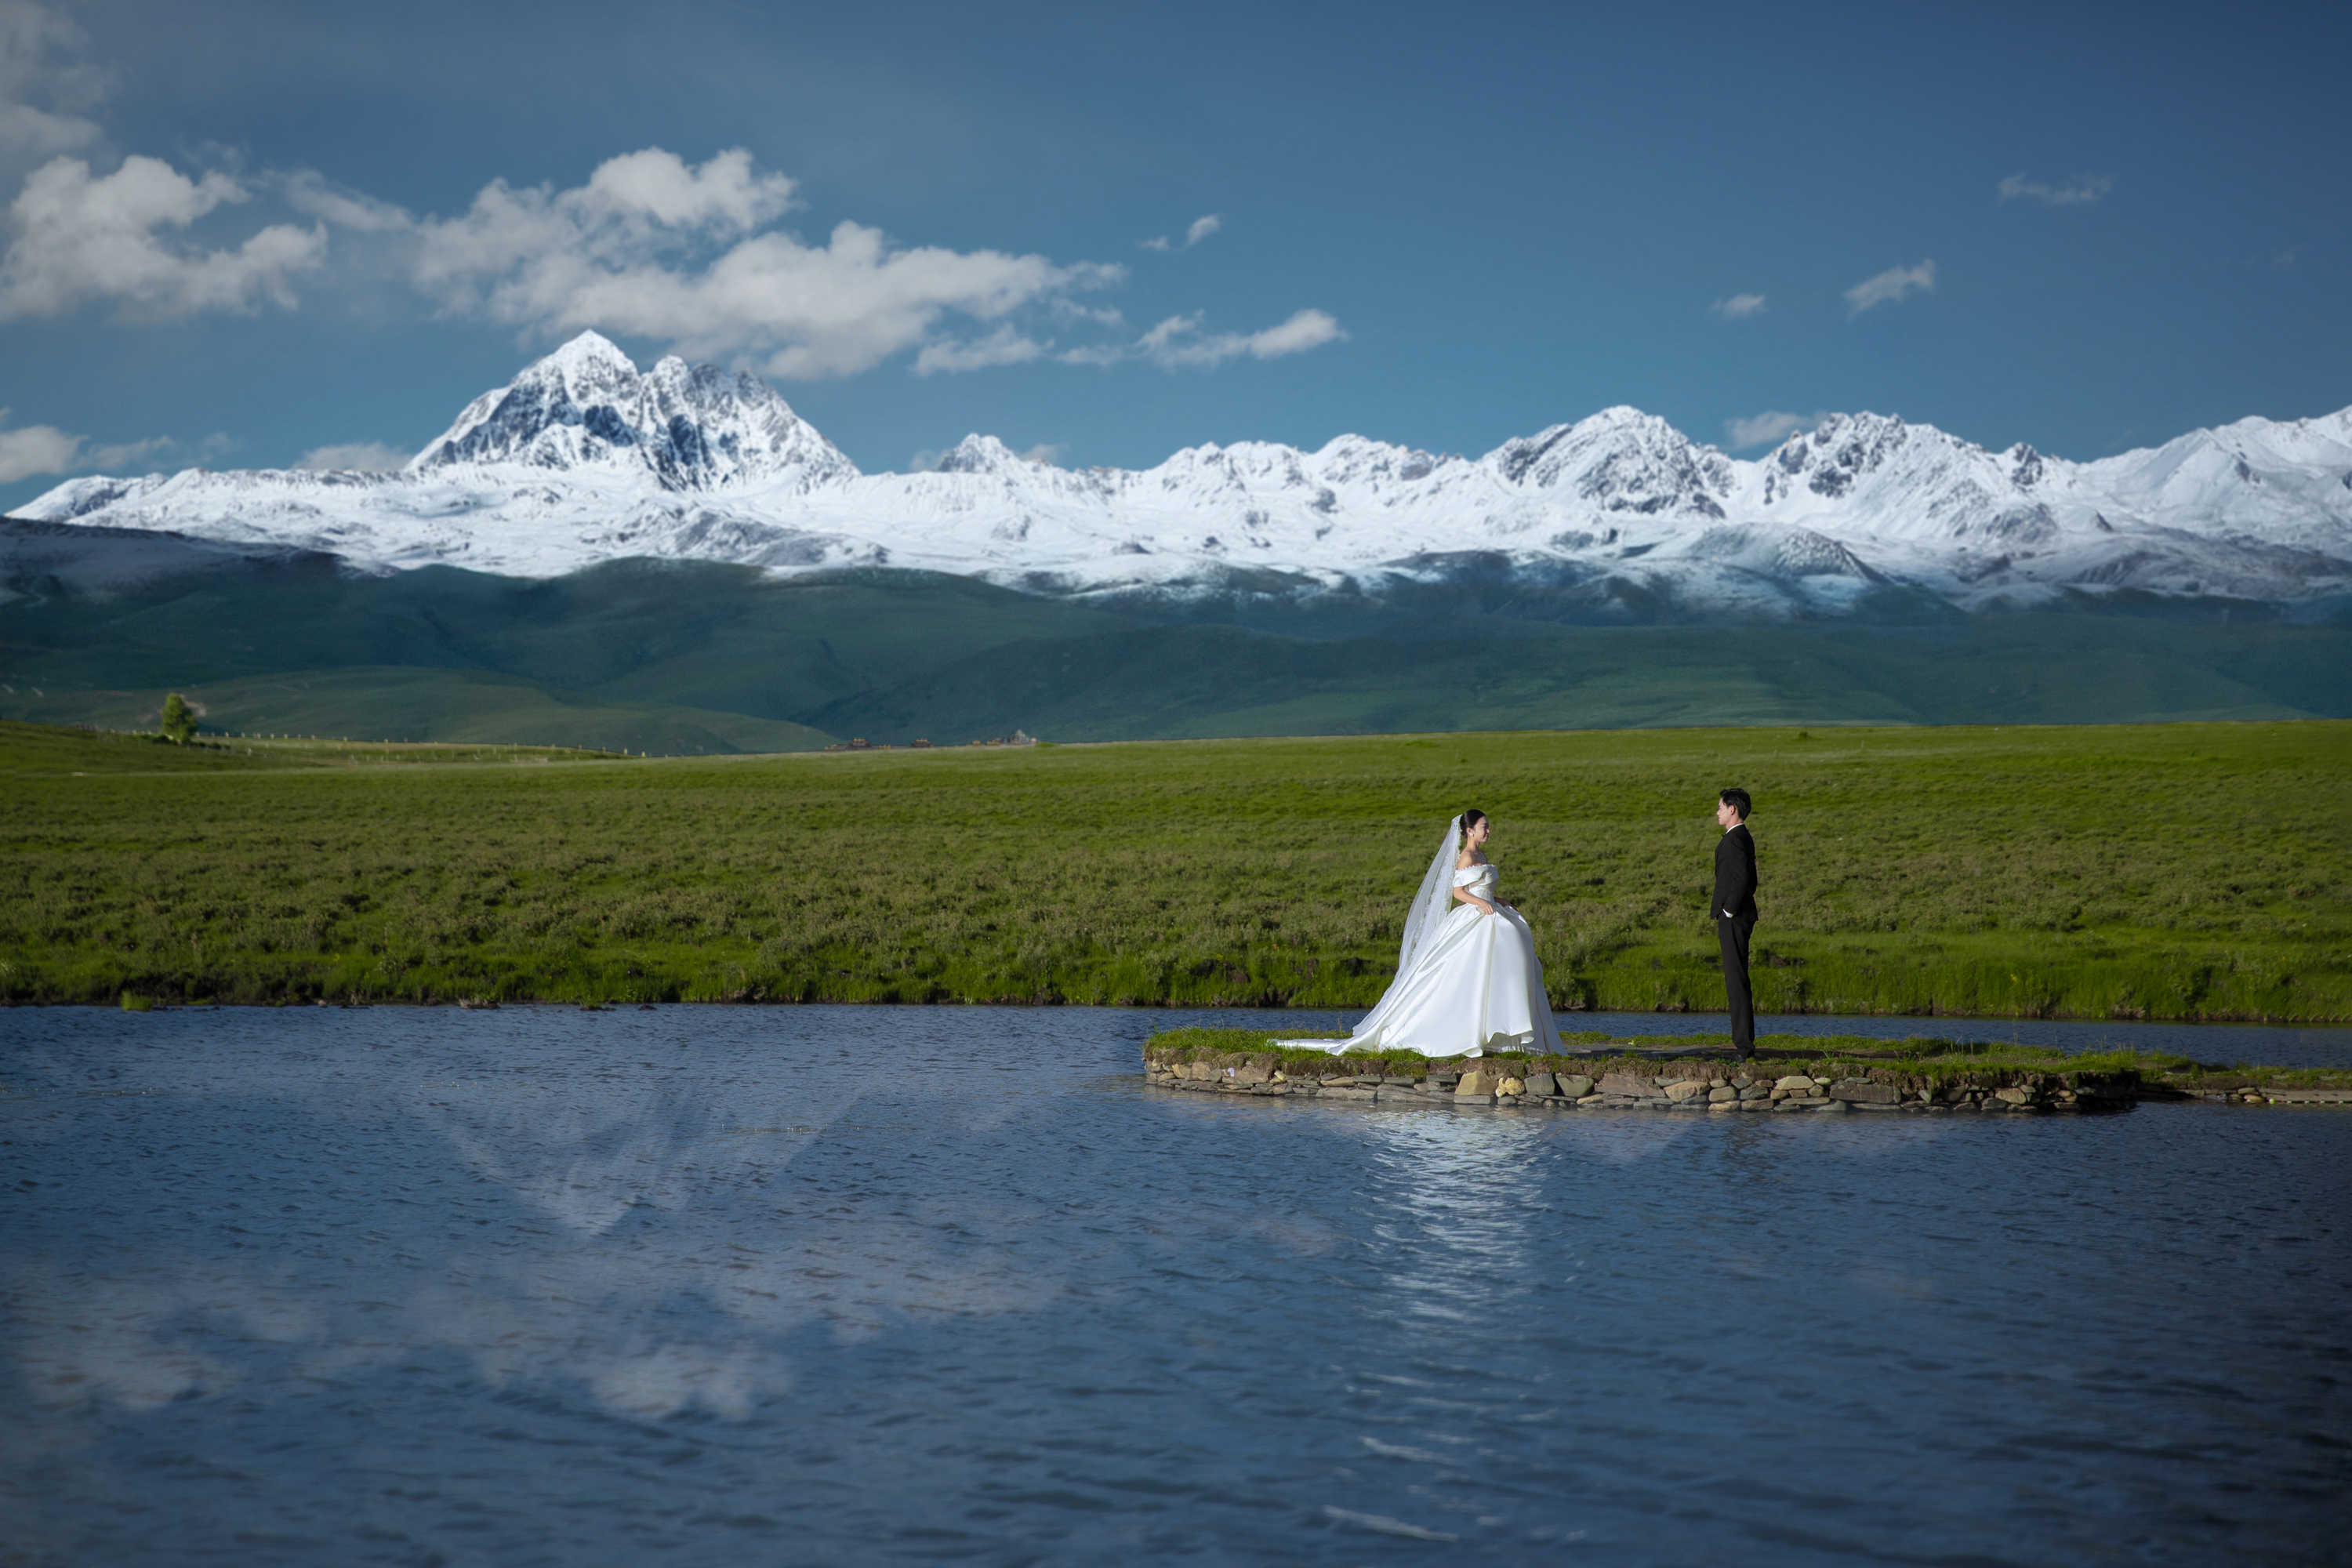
1713, 824, 1758, 923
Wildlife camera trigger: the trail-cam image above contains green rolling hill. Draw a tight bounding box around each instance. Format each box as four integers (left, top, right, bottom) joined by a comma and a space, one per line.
2, 528, 2347, 750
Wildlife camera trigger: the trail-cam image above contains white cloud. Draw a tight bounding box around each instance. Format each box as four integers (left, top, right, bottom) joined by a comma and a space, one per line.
0, 10, 395, 325
1843, 260, 1935, 318
83, 434, 180, 470
1711, 292, 1766, 321
0, 1, 108, 181
0, 127, 1307, 382
412, 147, 797, 308
1998, 172, 2113, 207
1243, 308, 1345, 358
295, 440, 410, 472
0, 411, 77, 481
1050, 298, 1125, 327
912, 325, 1047, 376
0, 409, 182, 481
1056, 340, 1131, 368
1104, 307, 1345, 369
277, 169, 415, 234
1724, 409, 1828, 449
0, 154, 327, 321
412, 146, 1120, 379
1141, 213, 1221, 252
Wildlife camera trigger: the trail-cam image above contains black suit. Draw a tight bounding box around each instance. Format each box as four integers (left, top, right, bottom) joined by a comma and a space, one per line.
1713, 823, 1759, 1055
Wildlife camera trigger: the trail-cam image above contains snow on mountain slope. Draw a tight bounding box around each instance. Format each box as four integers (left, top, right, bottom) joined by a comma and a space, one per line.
413, 331, 855, 489
21, 333, 2352, 613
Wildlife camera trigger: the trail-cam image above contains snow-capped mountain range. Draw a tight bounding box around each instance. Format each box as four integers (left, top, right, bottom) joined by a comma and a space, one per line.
22, 331, 2352, 615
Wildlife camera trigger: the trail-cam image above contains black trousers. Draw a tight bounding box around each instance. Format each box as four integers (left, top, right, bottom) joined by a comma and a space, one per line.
1718, 916, 1756, 1055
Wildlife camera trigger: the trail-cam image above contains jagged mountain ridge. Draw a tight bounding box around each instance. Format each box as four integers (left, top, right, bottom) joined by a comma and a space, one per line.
24, 331, 2352, 615
412, 332, 856, 489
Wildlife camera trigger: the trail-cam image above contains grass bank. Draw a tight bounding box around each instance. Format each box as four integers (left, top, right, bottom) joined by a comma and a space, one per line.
2, 718, 2345, 1018
1138, 1027, 2352, 1091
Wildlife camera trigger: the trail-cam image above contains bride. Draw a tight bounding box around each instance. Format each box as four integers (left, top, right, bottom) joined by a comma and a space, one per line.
1285, 810, 1563, 1058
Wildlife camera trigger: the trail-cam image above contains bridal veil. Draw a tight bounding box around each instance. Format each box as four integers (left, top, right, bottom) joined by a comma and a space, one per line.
1333, 815, 1465, 1047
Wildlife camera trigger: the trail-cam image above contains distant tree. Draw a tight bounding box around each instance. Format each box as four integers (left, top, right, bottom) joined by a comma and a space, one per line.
160, 692, 196, 745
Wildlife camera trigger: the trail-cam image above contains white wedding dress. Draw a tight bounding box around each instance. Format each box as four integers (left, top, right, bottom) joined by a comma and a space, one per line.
1282, 817, 1563, 1058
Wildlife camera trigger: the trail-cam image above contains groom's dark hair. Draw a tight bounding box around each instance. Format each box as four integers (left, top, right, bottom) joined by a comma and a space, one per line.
1719, 788, 1751, 820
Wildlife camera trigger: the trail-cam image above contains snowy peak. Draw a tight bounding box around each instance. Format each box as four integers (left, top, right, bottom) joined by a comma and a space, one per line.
931, 434, 1027, 475
1488, 408, 1735, 520
16, 329, 2352, 615
412, 331, 857, 490
1767, 413, 1918, 500
2086, 410, 2352, 521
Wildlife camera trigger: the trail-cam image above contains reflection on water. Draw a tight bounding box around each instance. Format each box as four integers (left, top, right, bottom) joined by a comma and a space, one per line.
2, 1005, 2347, 1565
1358, 1113, 1553, 1332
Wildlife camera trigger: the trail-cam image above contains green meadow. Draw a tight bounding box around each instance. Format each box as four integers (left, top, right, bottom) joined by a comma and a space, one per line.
2, 717, 2345, 1019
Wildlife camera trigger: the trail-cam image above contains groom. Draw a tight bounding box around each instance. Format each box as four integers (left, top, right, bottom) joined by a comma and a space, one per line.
1713, 789, 1759, 1060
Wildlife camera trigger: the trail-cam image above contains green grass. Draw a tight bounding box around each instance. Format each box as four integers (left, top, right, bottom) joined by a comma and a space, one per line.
1, 717, 2347, 1017
0, 723, 291, 777
0, 719, 634, 777
1141, 1027, 2352, 1089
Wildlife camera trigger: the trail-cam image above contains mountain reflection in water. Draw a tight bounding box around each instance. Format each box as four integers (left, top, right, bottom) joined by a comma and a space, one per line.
3, 1005, 2346, 1566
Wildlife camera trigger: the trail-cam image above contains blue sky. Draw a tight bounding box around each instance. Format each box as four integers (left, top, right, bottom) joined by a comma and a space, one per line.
1, 0, 2346, 507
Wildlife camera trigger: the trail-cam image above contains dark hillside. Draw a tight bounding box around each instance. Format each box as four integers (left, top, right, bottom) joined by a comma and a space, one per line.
3, 524, 2346, 750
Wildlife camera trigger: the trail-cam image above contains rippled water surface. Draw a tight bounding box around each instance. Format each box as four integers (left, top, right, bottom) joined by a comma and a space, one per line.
4, 1006, 2347, 1566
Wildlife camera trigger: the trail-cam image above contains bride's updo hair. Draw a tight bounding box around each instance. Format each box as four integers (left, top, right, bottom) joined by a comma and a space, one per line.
1461, 808, 1487, 844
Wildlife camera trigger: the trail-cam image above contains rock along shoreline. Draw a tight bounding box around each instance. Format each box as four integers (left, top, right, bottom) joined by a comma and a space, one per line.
1141, 1044, 2352, 1112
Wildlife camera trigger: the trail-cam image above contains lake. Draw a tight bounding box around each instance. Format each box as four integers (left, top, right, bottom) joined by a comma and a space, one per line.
4, 1004, 2347, 1565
